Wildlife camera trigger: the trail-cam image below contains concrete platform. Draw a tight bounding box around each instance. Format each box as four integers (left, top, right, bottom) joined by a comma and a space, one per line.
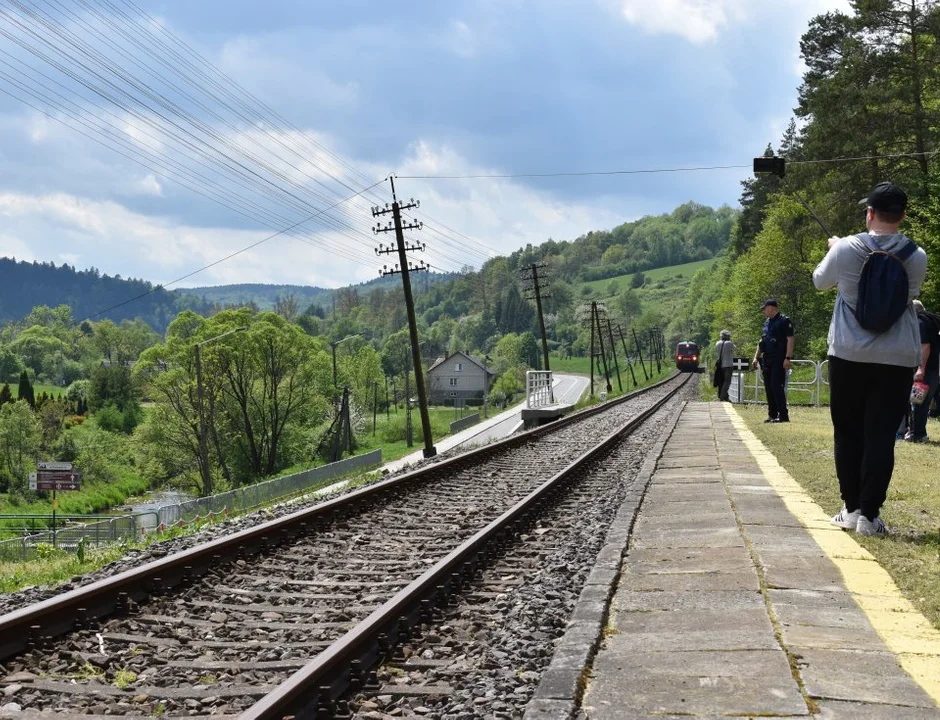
521, 401, 577, 429
525, 402, 940, 719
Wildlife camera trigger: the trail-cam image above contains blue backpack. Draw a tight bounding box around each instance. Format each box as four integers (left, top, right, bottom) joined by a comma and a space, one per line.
854, 233, 918, 333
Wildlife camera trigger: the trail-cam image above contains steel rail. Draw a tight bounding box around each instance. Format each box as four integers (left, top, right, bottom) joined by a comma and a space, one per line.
0, 371, 680, 662
242, 373, 690, 719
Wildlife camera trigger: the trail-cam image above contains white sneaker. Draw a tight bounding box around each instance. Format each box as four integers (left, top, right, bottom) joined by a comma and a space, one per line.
830, 505, 861, 530
856, 516, 889, 537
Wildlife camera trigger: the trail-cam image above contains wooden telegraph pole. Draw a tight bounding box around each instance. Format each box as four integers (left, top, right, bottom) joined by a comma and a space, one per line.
593, 302, 612, 394
521, 264, 551, 373
373, 178, 436, 458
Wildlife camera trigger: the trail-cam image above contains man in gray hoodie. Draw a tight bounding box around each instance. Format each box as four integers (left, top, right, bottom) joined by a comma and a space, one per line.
812, 182, 926, 537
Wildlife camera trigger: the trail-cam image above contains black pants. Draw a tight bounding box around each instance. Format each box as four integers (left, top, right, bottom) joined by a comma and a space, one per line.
828, 356, 913, 520
762, 358, 788, 420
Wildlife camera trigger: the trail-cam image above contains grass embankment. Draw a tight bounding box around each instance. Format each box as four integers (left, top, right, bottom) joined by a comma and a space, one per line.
551, 353, 673, 381
581, 258, 717, 329
735, 403, 940, 631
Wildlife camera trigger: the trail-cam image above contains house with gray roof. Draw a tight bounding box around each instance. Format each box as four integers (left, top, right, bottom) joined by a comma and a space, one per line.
426, 351, 495, 405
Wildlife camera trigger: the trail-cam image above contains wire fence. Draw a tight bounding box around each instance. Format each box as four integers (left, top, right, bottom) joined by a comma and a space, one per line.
0, 450, 382, 563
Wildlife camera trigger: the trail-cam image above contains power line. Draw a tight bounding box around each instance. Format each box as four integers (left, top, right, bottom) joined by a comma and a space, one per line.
395, 151, 940, 180
89, 178, 386, 318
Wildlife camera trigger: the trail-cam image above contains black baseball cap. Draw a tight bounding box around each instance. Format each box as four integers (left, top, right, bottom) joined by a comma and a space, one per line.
760, 298, 778, 309
859, 182, 908, 213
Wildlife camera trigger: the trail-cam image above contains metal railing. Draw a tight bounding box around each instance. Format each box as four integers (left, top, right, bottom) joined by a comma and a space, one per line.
525, 370, 554, 409
729, 359, 829, 407
0, 449, 382, 563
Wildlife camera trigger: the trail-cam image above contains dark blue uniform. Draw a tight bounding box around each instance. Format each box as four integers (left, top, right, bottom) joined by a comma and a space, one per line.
760, 312, 794, 421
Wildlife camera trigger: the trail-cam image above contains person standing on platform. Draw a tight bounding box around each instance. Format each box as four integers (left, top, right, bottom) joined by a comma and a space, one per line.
813, 181, 927, 536
715, 330, 735, 401
752, 299, 794, 423
905, 299, 940, 443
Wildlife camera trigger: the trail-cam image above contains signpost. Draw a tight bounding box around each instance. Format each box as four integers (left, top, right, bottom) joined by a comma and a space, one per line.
730, 357, 750, 404
29, 462, 81, 546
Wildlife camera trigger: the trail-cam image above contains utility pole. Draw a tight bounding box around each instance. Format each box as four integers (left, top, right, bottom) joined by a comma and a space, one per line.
617, 325, 638, 388
593, 303, 612, 394
373, 178, 436, 458
650, 328, 661, 374
605, 318, 623, 392
589, 308, 596, 398
632, 327, 649, 381
521, 263, 552, 374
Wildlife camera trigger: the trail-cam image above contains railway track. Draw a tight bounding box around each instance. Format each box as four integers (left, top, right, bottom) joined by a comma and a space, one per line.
0, 372, 692, 718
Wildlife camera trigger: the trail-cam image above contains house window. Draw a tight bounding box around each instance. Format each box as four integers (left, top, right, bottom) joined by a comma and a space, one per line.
449, 378, 458, 386
455, 363, 463, 371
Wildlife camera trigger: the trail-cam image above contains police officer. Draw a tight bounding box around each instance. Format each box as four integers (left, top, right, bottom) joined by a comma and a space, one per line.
752, 298, 795, 423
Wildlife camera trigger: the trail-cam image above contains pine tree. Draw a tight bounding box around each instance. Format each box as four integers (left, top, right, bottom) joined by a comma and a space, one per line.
0, 384, 12, 406
17, 371, 34, 407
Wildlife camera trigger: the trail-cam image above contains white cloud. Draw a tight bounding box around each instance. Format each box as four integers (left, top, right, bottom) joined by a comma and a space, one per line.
218, 36, 360, 110
613, 0, 749, 44
130, 174, 164, 197
609, 0, 851, 44
358, 141, 626, 272
0, 233, 34, 262
0, 191, 379, 288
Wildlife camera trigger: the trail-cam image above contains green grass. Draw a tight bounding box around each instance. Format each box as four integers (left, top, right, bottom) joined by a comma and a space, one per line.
735, 404, 940, 631
582, 257, 716, 296
580, 258, 717, 338
353, 405, 477, 461
0, 542, 128, 593
550, 353, 673, 384
13, 383, 67, 400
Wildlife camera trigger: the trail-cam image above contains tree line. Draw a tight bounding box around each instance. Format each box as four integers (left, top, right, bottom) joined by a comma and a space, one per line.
680, 0, 940, 359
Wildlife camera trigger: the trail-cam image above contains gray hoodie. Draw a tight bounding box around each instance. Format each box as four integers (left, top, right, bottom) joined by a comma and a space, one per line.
812, 232, 927, 367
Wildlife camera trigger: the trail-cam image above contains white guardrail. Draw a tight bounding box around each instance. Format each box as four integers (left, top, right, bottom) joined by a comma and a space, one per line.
727, 359, 828, 406
525, 370, 554, 408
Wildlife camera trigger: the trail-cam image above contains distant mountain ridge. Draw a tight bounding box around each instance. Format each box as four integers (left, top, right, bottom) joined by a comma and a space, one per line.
0, 256, 459, 331
0, 257, 213, 332
179, 272, 458, 312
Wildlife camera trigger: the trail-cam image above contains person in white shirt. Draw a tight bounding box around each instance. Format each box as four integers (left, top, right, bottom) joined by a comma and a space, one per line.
812, 181, 927, 537
714, 330, 735, 401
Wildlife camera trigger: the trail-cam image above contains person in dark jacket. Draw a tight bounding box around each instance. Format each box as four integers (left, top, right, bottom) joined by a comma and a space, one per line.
752, 299, 794, 423
906, 299, 940, 443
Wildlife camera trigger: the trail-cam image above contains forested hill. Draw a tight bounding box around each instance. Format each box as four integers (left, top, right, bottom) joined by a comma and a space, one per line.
527, 201, 735, 285
0, 257, 213, 332
0, 201, 732, 336
179, 272, 457, 314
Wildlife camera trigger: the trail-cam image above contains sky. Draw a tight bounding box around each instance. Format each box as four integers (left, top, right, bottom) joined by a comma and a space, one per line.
0, 0, 851, 292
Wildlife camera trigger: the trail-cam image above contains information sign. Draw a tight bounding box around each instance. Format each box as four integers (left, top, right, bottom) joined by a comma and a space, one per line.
28, 470, 82, 491
732, 357, 750, 371
37, 461, 73, 471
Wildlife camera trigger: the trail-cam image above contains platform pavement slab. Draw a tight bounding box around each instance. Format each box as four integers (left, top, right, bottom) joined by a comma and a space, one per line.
563, 402, 940, 719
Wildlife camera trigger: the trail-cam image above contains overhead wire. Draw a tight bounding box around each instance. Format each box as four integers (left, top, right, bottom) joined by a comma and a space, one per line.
105, 0, 497, 265
89, 177, 387, 318
0, 1, 399, 270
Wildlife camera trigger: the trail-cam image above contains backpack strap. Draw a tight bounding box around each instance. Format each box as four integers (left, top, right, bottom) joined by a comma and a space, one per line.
857, 232, 918, 261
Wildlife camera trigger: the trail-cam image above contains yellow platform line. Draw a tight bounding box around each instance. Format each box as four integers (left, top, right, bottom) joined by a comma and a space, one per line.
723, 403, 940, 706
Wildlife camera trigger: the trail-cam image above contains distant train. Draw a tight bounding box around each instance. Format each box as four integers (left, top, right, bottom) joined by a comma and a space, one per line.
675, 341, 700, 372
